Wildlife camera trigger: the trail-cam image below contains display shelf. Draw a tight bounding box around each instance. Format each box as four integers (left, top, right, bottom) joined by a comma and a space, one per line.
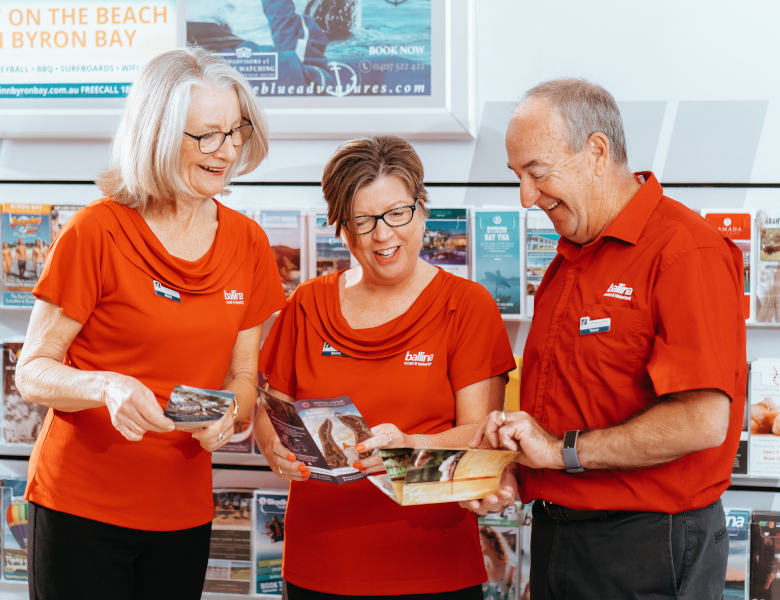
0, 580, 281, 599
730, 475, 780, 489
0, 443, 34, 456
0, 306, 33, 311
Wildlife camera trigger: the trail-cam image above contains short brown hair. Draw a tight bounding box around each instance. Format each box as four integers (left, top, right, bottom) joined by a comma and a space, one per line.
321, 136, 429, 241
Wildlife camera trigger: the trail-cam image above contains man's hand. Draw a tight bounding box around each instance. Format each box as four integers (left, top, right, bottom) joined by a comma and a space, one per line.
460, 463, 518, 515
470, 410, 565, 470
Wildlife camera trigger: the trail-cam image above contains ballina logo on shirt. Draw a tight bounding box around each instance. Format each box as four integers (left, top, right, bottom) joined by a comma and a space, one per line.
404, 350, 434, 366
224, 290, 244, 305
603, 282, 633, 301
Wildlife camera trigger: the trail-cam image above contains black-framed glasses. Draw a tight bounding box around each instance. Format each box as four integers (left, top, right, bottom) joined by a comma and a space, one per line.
184, 118, 253, 154
343, 199, 419, 235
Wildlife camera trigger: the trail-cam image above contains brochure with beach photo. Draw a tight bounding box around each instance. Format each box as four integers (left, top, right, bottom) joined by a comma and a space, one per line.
203, 489, 253, 595
163, 385, 235, 428
422, 208, 469, 277
368, 447, 519, 506
256, 386, 371, 485
2, 204, 52, 307
525, 208, 560, 317
478, 501, 521, 600
757, 209, 780, 323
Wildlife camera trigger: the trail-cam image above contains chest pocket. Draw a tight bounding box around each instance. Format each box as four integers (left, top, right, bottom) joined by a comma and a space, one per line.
567, 304, 652, 388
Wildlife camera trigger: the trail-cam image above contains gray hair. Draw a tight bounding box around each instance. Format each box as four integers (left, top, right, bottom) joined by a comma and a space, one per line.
97, 46, 269, 212
522, 78, 627, 165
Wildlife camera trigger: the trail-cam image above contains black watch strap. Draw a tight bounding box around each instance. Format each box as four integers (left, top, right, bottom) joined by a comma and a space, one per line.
562, 430, 585, 473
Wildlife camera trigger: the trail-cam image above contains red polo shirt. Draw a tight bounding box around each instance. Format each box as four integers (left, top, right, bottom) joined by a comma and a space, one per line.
518, 172, 747, 513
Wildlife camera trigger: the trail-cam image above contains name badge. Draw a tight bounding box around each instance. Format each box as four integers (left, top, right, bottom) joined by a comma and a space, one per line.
322, 342, 346, 357
579, 316, 610, 335
153, 280, 181, 303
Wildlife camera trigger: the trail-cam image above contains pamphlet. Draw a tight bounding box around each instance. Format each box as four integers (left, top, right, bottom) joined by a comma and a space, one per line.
256, 210, 304, 299
163, 385, 235, 428
478, 501, 521, 600
757, 209, 780, 323
2, 204, 52, 307
723, 507, 750, 600
422, 208, 469, 277
751, 511, 780, 600
3, 341, 48, 445
525, 208, 560, 317
256, 386, 370, 485
734, 387, 749, 476
51, 205, 83, 241
749, 359, 780, 476
1, 478, 27, 581
308, 213, 352, 279
369, 448, 519, 506
473, 210, 522, 317
203, 489, 253, 595
253, 490, 287, 596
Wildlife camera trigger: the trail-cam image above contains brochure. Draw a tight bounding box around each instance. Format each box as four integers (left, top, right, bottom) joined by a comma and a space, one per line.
723, 507, 750, 600
308, 213, 352, 279
1, 478, 27, 582
525, 208, 560, 317
3, 341, 48, 445
256, 210, 304, 299
473, 210, 522, 317
256, 386, 370, 485
751, 511, 780, 600
734, 392, 749, 476
369, 448, 519, 506
253, 490, 287, 596
163, 385, 235, 429
422, 208, 469, 277
749, 359, 780, 476
757, 209, 780, 323
203, 489, 253, 595
2, 204, 52, 307
478, 501, 521, 600
51, 205, 83, 241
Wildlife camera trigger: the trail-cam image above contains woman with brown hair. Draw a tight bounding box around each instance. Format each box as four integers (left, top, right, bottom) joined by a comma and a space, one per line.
255, 135, 516, 598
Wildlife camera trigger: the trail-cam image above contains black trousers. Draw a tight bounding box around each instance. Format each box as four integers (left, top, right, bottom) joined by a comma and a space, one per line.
28, 502, 211, 600
285, 581, 484, 599
530, 499, 729, 600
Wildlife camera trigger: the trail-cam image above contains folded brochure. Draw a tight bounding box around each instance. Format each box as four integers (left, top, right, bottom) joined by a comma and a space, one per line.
369, 447, 520, 506
164, 385, 236, 428
256, 386, 371, 484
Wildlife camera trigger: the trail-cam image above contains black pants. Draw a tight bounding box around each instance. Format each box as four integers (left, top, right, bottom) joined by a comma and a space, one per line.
285, 581, 484, 599
28, 502, 211, 600
530, 499, 728, 600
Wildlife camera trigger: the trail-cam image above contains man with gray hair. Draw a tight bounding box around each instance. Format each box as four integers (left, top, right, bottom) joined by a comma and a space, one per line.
464, 78, 746, 599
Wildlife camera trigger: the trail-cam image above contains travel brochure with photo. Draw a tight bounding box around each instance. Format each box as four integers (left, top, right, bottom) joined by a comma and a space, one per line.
163, 385, 236, 429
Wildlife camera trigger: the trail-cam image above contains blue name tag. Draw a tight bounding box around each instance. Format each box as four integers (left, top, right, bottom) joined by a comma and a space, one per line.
153, 280, 180, 303
579, 316, 610, 335
322, 342, 346, 356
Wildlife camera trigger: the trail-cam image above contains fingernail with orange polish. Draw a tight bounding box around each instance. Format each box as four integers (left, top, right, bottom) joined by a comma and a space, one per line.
287, 454, 295, 461
359, 468, 366, 472
356, 444, 365, 453
297, 464, 307, 472
353, 462, 363, 469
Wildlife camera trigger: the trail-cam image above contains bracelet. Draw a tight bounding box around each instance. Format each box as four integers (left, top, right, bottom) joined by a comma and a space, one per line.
414, 433, 429, 448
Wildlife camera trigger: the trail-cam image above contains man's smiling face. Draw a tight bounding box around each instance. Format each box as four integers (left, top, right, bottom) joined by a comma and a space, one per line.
506, 99, 602, 245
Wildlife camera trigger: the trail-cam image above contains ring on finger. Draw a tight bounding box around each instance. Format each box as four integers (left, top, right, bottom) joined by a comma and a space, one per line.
500, 411, 506, 425
386, 433, 394, 447
218, 432, 223, 442
278, 465, 283, 475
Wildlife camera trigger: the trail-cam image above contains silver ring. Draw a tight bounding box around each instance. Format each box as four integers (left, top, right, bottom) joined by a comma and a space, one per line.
218, 432, 223, 442
279, 465, 283, 475
500, 411, 506, 425
386, 433, 394, 447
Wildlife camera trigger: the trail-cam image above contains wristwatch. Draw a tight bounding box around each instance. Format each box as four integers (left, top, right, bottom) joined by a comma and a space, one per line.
562, 430, 585, 473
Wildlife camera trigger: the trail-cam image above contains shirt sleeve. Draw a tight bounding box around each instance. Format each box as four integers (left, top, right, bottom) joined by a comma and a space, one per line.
240, 224, 288, 330
33, 208, 104, 325
257, 294, 301, 397
647, 246, 743, 400
447, 282, 517, 393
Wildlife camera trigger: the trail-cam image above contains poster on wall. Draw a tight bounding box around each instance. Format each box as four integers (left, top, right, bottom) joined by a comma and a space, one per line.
0, 1, 177, 100
187, 0, 431, 99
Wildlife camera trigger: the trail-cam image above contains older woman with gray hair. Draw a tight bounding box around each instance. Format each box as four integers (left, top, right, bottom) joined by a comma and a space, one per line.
15, 47, 286, 599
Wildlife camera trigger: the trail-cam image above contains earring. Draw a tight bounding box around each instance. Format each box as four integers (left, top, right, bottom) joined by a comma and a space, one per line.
341, 239, 348, 250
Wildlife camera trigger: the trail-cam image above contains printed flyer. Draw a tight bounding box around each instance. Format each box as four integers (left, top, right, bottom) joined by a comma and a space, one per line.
204, 489, 253, 595
723, 507, 749, 600
187, 0, 431, 99
257, 386, 370, 484
3, 341, 48, 445
751, 512, 780, 600
749, 358, 780, 476
309, 213, 351, 279
757, 209, 780, 323
2, 204, 51, 307
473, 210, 522, 317
422, 208, 469, 277
0, 1, 177, 99
257, 209, 303, 299
369, 447, 519, 506
478, 501, 521, 600
1, 478, 27, 582
525, 208, 559, 317
51, 204, 83, 241
163, 385, 235, 428
253, 490, 287, 596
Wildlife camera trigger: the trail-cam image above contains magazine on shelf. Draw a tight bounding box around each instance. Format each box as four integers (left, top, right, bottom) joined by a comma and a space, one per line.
751, 511, 780, 600
749, 359, 780, 476
1, 478, 27, 582
757, 209, 780, 323
734, 378, 750, 476
422, 208, 469, 277
368, 447, 519, 506
50, 205, 84, 241
478, 501, 521, 600
203, 489, 254, 595
256, 386, 370, 485
1, 204, 52, 307
472, 210, 523, 317
525, 208, 560, 317
163, 385, 235, 429
3, 341, 48, 445
253, 490, 287, 596
255, 209, 305, 299
307, 213, 353, 280
701, 209, 753, 321
519, 502, 532, 600
724, 507, 750, 600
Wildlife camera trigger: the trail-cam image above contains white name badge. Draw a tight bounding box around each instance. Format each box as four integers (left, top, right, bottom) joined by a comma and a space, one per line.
579, 316, 611, 335
153, 280, 181, 303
